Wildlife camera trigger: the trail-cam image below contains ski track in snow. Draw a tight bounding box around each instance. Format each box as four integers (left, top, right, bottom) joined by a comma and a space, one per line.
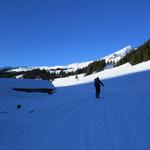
0, 71, 150, 150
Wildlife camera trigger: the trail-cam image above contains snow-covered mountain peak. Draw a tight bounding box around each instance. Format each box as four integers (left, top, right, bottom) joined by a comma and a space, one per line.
64, 45, 133, 69
114, 45, 132, 55
103, 45, 133, 63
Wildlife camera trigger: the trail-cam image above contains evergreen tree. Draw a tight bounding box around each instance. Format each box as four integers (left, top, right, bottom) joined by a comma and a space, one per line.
116, 39, 150, 66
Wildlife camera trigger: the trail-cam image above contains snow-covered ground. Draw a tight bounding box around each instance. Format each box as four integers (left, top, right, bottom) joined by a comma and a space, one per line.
0, 61, 150, 150
53, 60, 150, 87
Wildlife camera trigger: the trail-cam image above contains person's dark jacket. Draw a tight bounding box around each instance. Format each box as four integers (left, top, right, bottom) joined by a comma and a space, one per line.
94, 78, 104, 87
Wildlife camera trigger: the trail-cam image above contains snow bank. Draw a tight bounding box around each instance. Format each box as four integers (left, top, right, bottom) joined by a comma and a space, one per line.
53, 61, 150, 87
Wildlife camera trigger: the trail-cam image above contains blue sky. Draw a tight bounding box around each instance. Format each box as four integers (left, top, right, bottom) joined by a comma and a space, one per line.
0, 0, 150, 67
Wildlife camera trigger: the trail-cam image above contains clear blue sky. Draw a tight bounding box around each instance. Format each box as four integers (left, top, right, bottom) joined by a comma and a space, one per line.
0, 0, 150, 67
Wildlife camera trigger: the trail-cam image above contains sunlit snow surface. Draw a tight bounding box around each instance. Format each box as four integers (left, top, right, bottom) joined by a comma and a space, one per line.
0, 61, 150, 150
53, 61, 150, 87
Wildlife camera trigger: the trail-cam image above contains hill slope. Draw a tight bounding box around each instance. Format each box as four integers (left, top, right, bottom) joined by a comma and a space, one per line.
0, 61, 150, 150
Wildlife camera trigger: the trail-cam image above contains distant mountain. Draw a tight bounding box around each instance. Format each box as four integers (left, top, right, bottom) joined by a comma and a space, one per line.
103, 45, 133, 63
9, 45, 133, 73
0, 67, 17, 72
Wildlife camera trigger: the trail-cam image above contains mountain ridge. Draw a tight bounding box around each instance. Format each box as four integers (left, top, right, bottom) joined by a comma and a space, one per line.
9, 45, 133, 73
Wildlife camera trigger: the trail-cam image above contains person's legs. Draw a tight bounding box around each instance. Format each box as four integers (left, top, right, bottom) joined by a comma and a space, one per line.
99, 88, 101, 97
96, 86, 100, 98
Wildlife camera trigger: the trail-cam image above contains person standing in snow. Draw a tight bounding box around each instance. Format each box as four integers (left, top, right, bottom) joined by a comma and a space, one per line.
94, 77, 104, 98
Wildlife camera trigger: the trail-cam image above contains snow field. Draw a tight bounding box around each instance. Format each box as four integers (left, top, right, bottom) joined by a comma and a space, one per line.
0, 62, 150, 150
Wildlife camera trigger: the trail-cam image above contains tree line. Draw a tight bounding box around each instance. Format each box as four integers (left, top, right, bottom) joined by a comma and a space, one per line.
116, 40, 150, 66
0, 59, 106, 80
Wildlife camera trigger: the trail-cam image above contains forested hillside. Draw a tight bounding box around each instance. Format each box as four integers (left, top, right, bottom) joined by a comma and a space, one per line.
0, 59, 106, 80
1, 39, 150, 80
116, 40, 150, 66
